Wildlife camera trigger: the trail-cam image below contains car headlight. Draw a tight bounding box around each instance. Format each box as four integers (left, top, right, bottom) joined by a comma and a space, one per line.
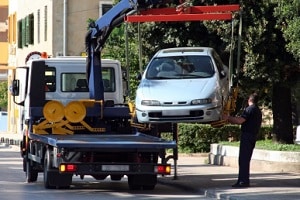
141, 100, 161, 106
191, 98, 212, 105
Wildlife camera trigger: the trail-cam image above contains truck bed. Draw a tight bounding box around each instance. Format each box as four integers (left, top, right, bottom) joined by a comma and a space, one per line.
29, 132, 176, 151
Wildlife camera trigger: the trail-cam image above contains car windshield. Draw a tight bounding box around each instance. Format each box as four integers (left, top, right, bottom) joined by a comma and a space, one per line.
146, 56, 215, 79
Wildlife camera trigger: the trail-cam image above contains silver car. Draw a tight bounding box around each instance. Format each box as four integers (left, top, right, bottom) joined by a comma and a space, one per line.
135, 47, 229, 123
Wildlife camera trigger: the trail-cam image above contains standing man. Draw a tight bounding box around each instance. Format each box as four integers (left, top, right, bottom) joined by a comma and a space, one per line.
223, 93, 262, 188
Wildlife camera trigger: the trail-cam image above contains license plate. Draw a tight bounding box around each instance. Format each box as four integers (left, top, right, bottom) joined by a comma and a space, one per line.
162, 110, 189, 116
102, 165, 129, 171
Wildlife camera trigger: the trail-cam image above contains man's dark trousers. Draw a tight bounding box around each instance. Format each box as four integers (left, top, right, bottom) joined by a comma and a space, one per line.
238, 132, 256, 184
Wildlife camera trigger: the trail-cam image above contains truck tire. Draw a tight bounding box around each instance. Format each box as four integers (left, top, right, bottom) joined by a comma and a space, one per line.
44, 149, 72, 189
128, 174, 157, 190
44, 149, 56, 189
25, 156, 38, 182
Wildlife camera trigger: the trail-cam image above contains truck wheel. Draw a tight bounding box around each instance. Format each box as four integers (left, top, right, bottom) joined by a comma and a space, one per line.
25, 156, 38, 182
44, 149, 72, 189
44, 150, 55, 189
128, 175, 156, 190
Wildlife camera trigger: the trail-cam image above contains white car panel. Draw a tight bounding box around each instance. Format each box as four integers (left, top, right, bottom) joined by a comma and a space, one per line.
135, 47, 229, 123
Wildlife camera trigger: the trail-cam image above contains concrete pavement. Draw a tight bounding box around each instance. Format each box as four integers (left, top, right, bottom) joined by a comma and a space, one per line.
1, 132, 300, 200
159, 154, 300, 200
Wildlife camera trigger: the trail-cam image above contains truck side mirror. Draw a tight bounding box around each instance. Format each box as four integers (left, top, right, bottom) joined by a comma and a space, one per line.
10, 80, 20, 96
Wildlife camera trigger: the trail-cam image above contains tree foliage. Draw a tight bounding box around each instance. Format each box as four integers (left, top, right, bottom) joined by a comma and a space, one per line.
0, 81, 8, 110
103, 24, 141, 100
102, 0, 300, 143
274, 0, 300, 61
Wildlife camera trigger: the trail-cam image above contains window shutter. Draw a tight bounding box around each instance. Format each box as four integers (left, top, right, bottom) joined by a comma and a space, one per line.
17, 20, 22, 48
29, 14, 34, 45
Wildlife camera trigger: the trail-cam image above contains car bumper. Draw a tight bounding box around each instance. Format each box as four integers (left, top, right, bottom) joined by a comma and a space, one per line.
135, 104, 222, 123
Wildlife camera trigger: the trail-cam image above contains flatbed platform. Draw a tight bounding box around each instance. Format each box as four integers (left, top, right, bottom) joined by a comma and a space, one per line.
29, 132, 176, 150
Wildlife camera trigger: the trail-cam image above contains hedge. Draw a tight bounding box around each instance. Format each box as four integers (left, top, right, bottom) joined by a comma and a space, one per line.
162, 124, 273, 153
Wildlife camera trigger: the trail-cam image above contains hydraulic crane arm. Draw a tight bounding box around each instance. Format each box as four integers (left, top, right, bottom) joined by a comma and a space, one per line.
85, 0, 139, 101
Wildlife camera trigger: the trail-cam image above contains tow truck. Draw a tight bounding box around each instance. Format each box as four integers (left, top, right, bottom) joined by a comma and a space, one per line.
10, 0, 240, 190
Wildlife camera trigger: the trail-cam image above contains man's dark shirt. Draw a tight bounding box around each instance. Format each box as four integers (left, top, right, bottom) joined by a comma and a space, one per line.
241, 104, 262, 135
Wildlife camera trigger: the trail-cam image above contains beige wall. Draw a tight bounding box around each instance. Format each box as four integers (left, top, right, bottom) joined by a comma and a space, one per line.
0, 0, 8, 6
66, 0, 100, 56
0, 2, 8, 66
9, 0, 102, 65
6, 0, 109, 134
9, 0, 54, 66
0, 43, 8, 65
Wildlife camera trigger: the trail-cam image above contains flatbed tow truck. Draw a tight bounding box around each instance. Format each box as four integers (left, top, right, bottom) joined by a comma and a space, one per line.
10, 0, 239, 190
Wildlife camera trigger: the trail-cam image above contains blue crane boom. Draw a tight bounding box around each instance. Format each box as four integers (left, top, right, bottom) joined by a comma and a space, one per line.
85, 0, 139, 101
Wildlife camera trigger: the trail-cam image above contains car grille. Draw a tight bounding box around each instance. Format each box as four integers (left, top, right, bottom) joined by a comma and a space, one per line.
162, 101, 188, 105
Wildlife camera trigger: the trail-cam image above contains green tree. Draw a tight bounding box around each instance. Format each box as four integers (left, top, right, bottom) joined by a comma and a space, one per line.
274, 0, 300, 61
101, 0, 300, 143
204, 1, 297, 143
103, 23, 141, 101
0, 81, 8, 110
148, 0, 298, 143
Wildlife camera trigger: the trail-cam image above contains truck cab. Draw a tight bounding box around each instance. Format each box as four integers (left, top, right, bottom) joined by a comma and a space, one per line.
11, 56, 126, 135
14, 57, 124, 106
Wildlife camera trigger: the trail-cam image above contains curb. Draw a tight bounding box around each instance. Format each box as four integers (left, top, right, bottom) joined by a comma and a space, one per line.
209, 143, 300, 173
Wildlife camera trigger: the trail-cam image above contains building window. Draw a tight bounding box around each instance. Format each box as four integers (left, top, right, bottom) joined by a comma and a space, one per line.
28, 14, 34, 45
44, 6, 47, 42
21, 18, 26, 47
37, 9, 40, 43
25, 16, 29, 46
99, 2, 112, 16
17, 13, 34, 48
102, 4, 112, 15
17, 20, 22, 48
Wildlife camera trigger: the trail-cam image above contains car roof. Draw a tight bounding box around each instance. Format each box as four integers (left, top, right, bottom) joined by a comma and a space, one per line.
154, 47, 214, 57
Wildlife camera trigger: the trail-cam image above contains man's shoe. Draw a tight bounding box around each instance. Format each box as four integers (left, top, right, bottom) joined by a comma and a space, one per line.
232, 182, 250, 188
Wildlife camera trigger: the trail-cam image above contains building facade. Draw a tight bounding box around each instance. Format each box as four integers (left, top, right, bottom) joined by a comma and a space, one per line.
8, 0, 112, 66
6, 0, 112, 133
0, 0, 8, 81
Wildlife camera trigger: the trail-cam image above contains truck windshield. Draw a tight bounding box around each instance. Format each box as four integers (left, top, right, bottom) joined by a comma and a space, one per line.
61, 68, 115, 92
146, 56, 215, 79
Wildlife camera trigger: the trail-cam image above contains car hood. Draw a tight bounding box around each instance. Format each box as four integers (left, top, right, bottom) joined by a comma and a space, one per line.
137, 77, 217, 102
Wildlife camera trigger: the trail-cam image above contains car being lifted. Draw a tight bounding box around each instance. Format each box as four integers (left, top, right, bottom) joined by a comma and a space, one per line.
135, 47, 229, 124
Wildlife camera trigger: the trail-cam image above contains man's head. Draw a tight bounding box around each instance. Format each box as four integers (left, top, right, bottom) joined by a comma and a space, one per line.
248, 93, 259, 105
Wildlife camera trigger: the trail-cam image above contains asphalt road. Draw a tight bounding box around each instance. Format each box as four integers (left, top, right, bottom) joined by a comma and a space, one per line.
0, 145, 215, 200
1, 138, 300, 200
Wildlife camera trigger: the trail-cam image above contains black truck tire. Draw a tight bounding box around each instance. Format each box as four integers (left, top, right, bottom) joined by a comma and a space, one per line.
44, 149, 72, 189
24, 156, 38, 182
44, 149, 56, 189
128, 174, 157, 190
